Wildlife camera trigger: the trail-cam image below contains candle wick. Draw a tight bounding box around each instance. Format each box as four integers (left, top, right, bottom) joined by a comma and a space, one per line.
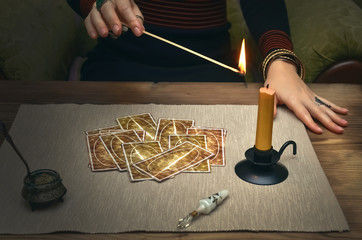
266, 84, 269, 89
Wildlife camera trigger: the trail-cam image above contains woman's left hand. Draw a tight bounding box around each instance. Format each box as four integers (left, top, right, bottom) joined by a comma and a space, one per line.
265, 60, 348, 134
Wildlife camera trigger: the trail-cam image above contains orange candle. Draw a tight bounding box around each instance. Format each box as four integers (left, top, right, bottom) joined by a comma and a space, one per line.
255, 85, 275, 151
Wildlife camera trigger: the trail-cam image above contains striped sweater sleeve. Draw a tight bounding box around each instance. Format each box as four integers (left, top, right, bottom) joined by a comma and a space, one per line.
239, 0, 293, 58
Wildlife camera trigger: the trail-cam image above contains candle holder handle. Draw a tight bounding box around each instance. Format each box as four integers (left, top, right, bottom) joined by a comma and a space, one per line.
234, 140, 297, 185
277, 140, 297, 161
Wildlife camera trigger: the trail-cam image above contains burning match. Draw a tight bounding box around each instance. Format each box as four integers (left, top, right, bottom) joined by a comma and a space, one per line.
143, 31, 246, 75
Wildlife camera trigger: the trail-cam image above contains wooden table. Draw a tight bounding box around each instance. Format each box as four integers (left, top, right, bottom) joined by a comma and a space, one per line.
0, 81, 361, 240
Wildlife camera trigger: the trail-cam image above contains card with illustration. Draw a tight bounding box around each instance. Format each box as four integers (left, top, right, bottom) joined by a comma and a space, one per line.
116, 113, 157, 141
155, 118, 194, 150
134, 141, 214, 182
186, 127, 226, 166
168, 135, 210, 172
86, 125, 122, 135
86, 134, 118, 171
108, 129, 145, 141
100, 130, 142, 171
122, 141, 163, 181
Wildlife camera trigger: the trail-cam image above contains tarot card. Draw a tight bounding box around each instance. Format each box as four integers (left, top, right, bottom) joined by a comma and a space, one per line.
134, 141, 214, 182
100, 130, 142, 171
86, 125, 122, 135
108, 129, 146, 141
134, 130, 146, 141
187, 127, 226, 166
155, 118, 194, 150
122, 141, 163, 181
86, 134, 118, 171
168, 135, 210, 172
116, 113, 157, 141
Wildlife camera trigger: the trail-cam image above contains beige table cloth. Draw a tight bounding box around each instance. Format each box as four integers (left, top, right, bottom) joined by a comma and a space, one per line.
0, 104, 349, 234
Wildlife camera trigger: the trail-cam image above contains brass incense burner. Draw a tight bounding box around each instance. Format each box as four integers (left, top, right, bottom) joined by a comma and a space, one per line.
22, 169, 66, 210
0, 121, 66, 210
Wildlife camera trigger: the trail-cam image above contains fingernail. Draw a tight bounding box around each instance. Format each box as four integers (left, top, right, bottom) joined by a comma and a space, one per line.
90, 31, 97, 39
133, 27, 141, 36
113, 25, 120, 34
317, 127, 323, 134
336, 126, 344, 132
100, 27, 108, 36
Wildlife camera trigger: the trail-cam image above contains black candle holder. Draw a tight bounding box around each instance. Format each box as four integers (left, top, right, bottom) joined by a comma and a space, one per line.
235, 141, 297, 185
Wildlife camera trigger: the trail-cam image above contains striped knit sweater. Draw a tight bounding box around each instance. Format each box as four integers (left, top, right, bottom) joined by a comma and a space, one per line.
66, 0, 293, 58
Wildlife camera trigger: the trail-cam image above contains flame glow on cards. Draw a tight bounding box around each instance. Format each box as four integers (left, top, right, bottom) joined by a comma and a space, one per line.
169, 135, 210, 172
187, 128, 226, 166
85, 113, 226, 182
155, 118, 194, 150
122, 141, 163, 181
100, 130, 142, 171
86, 134, 118, 171
116, 113, 157, 141
134, 142, 214, 182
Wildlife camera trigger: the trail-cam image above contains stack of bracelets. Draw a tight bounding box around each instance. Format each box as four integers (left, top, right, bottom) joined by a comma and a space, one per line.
262, 49, 305, 81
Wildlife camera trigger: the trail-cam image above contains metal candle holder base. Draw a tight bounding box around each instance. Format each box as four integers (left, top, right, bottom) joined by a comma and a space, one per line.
235, 141, 297, 185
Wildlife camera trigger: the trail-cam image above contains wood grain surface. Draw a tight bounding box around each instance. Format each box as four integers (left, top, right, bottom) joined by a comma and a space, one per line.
0, 81, 361, 240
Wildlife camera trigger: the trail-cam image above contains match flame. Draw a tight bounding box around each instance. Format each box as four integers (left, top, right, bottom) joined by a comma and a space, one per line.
238, 38, 246, 75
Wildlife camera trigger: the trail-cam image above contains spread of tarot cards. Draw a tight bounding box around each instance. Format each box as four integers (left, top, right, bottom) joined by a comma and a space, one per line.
85, 113, 226, 182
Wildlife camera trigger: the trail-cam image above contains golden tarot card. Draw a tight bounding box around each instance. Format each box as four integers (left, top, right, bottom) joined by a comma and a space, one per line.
108, 129, 146, 141
168, 135, 210, 172
122, 141, 163, 182
155, 118, 194, 150
86, 134, 118, 171
100, 130, 142, 171
86, 125, 122, 135
116, 113, 157, 141
134, 130, 146, 141
134, 141, 214, 182
187, 128, 226, 166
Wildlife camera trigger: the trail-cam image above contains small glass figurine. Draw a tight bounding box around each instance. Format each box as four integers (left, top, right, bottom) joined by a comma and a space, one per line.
177, 189, 229, 228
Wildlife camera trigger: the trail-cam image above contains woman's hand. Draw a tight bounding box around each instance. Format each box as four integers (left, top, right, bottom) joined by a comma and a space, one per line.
84, 0, 144, 39
265, 60, 348, 134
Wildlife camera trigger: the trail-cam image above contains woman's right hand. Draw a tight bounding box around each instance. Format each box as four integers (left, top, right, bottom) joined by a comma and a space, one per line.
84, 0, 144, 39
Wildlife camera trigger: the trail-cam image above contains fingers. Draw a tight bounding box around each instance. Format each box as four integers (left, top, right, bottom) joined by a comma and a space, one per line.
279, 93, 348, 134
115, 0, 144, 36
325, 100, 349, 115
291, 102, 323, 134
325, 107, 348, 127
312, 96, 348, 128
307, 103, 345, 134
266, 60, 348, 134
85, 3, 109, 38
84, 17, 98, 39
84, 0, 144, 39
100, 2, 123, 35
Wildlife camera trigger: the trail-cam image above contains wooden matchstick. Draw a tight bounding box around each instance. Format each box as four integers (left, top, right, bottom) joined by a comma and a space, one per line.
143, 30, 243, 74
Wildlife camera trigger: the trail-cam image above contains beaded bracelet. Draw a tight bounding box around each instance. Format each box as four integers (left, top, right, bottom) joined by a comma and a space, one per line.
262, 49, 305, 81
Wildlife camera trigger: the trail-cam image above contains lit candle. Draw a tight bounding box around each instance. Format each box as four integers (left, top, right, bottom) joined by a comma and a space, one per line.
255, 84, 275, 151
